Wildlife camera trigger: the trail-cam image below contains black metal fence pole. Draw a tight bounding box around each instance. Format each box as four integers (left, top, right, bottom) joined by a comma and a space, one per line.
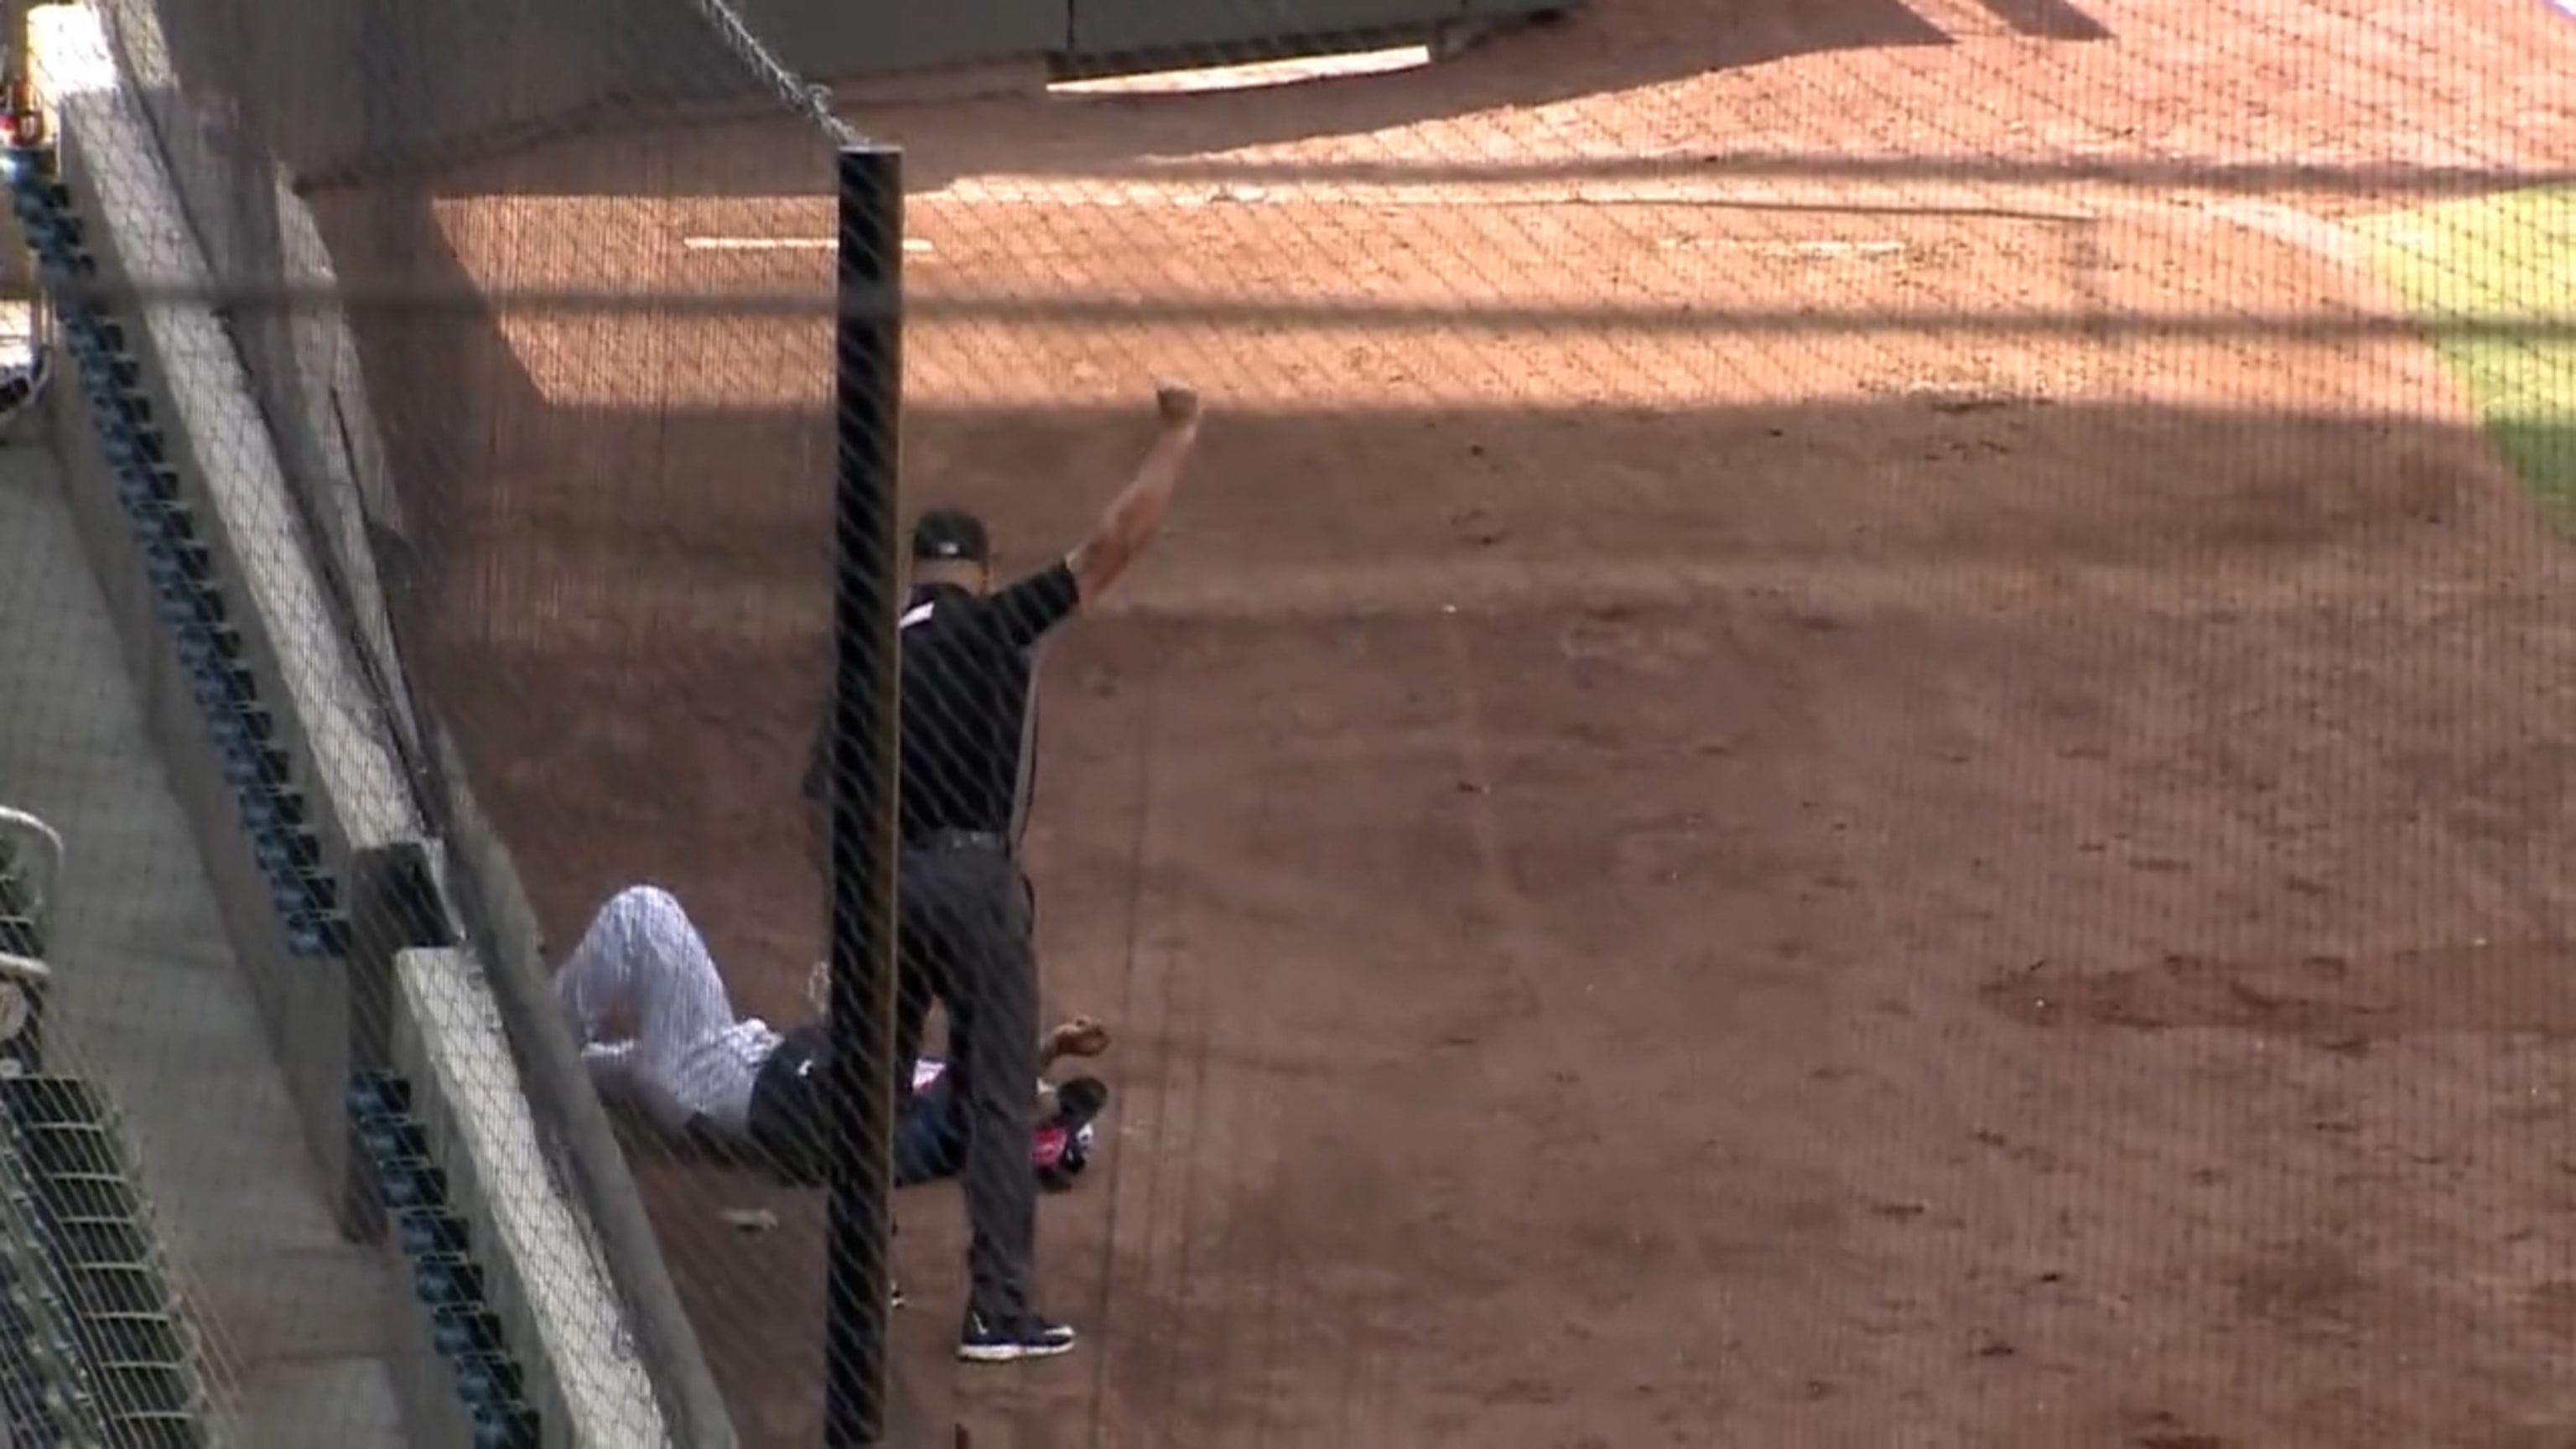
824, 142, 905, 1449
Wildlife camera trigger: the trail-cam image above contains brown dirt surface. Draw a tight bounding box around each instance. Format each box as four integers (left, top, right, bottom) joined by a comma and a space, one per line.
319, 0, 2576, 1443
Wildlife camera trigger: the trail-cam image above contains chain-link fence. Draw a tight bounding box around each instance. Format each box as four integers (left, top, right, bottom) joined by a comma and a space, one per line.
8, 0, 2576, 1442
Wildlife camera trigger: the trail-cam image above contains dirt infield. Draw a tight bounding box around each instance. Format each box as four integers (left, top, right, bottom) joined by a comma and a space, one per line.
319, 0, 2576, 1442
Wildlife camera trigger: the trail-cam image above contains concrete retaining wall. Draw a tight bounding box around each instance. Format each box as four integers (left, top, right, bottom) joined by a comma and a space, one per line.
34, 3, 419, 1244
24, 7, 675, 1445
390, 944, 667, 1446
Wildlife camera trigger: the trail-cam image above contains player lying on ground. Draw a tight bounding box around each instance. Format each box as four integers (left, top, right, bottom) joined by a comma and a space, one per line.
554, 884, 1112, 1191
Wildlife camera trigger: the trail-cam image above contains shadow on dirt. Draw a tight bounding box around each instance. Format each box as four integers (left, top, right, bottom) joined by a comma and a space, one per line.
300, 128, 2564, 618
329, 317, 2558, 615
270, 0, 2576, 210
329, 309, 2563, 815
352, 74, 2564, 223
403, 0, 1984, 199
1965, 0, 2109, 42
309, 182, 2564, 800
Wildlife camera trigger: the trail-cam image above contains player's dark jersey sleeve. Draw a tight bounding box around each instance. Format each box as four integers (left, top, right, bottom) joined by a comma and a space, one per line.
981, 561, 1082, 650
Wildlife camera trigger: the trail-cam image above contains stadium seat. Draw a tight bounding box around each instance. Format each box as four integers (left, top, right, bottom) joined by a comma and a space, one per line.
3, 1078, 209, 1444
0, 804, 58, 963
0, 1264, 98, 1443
0, 1111, 106, 1444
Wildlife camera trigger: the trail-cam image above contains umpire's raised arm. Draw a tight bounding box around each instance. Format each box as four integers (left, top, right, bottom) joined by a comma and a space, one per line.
1062, 381, 1203, 609
801, 381, 1203, 872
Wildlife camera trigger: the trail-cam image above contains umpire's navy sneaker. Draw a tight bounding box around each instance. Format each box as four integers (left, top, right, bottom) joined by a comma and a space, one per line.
958, 1311, 1077, 1363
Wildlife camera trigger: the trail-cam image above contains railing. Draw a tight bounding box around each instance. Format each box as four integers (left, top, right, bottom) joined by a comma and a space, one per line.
4, 1077, 208, 1447
0, 1126, 110, 1448
0, 805, 63, 1077
0, 805, 103, 1449
0, 810, 206, 1446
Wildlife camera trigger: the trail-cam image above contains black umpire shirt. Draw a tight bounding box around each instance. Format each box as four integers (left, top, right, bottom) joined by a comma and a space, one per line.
802, 561, 1083, 847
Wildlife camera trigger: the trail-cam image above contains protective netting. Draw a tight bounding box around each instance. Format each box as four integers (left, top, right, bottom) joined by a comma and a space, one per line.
3, 0, 2575, 1443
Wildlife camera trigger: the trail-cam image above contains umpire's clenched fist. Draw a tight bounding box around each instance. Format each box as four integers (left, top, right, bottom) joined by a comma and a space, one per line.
1156, 380, 1201, 430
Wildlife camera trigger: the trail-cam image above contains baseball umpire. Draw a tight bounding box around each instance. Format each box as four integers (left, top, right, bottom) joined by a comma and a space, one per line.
801, 379, 1204, 1363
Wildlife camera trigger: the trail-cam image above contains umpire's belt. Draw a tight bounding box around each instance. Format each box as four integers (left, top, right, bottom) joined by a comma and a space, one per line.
911, 829, 1008, 854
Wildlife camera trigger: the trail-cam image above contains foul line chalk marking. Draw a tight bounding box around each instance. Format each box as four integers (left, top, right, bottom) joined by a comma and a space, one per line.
1662, 239, 1909, 256
686, 233, 1909, 258
913, 178, 2078, 210
678, 236, 936, 254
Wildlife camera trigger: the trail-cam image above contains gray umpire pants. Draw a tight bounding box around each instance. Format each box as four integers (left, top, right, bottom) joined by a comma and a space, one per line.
893, 830, 1041, 1322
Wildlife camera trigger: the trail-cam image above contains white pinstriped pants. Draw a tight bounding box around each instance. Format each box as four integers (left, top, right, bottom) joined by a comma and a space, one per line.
553, 886, 781, 1135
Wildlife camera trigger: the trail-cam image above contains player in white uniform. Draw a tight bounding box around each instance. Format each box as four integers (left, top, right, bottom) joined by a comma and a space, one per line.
553, 885, 781, 1140
553, 884, 1107, 1186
